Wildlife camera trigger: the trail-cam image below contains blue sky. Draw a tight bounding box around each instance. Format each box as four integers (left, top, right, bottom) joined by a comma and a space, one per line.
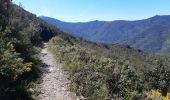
13, 0, 170, 22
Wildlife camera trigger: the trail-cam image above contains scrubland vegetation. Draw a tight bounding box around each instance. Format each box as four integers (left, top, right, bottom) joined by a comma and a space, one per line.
0, 0, 61, 99
48, 36, 170, 100
1, 0, 170, 100
0, 0, 41, 99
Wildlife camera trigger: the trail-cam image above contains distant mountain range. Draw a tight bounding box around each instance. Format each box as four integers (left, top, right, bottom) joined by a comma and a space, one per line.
40, 15, 170, 55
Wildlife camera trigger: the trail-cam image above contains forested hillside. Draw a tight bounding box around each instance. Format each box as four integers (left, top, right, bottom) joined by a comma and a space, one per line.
41, 15, 170, 56
0, 0, 63, 99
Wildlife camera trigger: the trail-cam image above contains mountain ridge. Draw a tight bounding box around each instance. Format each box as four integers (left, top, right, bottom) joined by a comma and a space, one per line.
40, 15, 170, 23
40, 15, 170, 56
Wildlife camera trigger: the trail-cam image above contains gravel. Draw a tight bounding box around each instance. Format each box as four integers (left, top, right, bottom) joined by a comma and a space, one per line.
38, 45, 79, 100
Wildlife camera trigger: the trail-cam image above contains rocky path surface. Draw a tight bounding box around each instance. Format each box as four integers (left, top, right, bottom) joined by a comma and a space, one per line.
38, 44, 78, 100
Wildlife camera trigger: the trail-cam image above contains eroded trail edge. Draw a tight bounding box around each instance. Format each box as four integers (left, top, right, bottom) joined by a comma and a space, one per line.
38, 44, 78, 100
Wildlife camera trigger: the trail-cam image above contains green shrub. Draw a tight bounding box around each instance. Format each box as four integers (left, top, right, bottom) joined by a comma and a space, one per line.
48, 36, 170, 100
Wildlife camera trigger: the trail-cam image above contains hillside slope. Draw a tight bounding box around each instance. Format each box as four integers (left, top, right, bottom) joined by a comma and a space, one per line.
0, 1, 66, 99
41, 15, 170, 55
48, 35, 170, 100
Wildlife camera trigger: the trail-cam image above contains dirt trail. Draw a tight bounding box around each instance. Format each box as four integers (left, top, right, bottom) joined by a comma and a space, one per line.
38, 44, 78, 100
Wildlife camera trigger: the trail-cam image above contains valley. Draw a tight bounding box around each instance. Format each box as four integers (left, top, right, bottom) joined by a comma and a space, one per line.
41, 15, 170, 56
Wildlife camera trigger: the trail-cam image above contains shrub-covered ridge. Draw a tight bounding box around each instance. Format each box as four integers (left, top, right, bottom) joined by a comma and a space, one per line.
48, 36, 170, 100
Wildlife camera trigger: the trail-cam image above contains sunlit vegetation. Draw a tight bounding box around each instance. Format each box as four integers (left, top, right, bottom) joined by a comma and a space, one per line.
146, 90, 170, 100
49, 36, 170, 100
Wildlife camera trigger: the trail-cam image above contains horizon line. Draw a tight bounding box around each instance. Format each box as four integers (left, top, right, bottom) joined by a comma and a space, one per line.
40, 14, 170, 23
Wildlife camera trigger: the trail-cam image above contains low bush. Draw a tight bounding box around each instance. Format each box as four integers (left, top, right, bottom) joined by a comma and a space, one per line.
48, 36, 170, 100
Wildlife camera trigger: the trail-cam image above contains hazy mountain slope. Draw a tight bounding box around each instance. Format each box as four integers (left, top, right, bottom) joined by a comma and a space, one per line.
128, 25, 170, 54
40, 15, 170, 55
40, 16, 106, 40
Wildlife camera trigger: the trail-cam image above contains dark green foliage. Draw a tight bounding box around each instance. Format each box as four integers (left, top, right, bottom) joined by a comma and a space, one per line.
146, 60, 170, 96
48, 36, 170, 100
0, 0, 63, 99
0, 0, 11, 31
